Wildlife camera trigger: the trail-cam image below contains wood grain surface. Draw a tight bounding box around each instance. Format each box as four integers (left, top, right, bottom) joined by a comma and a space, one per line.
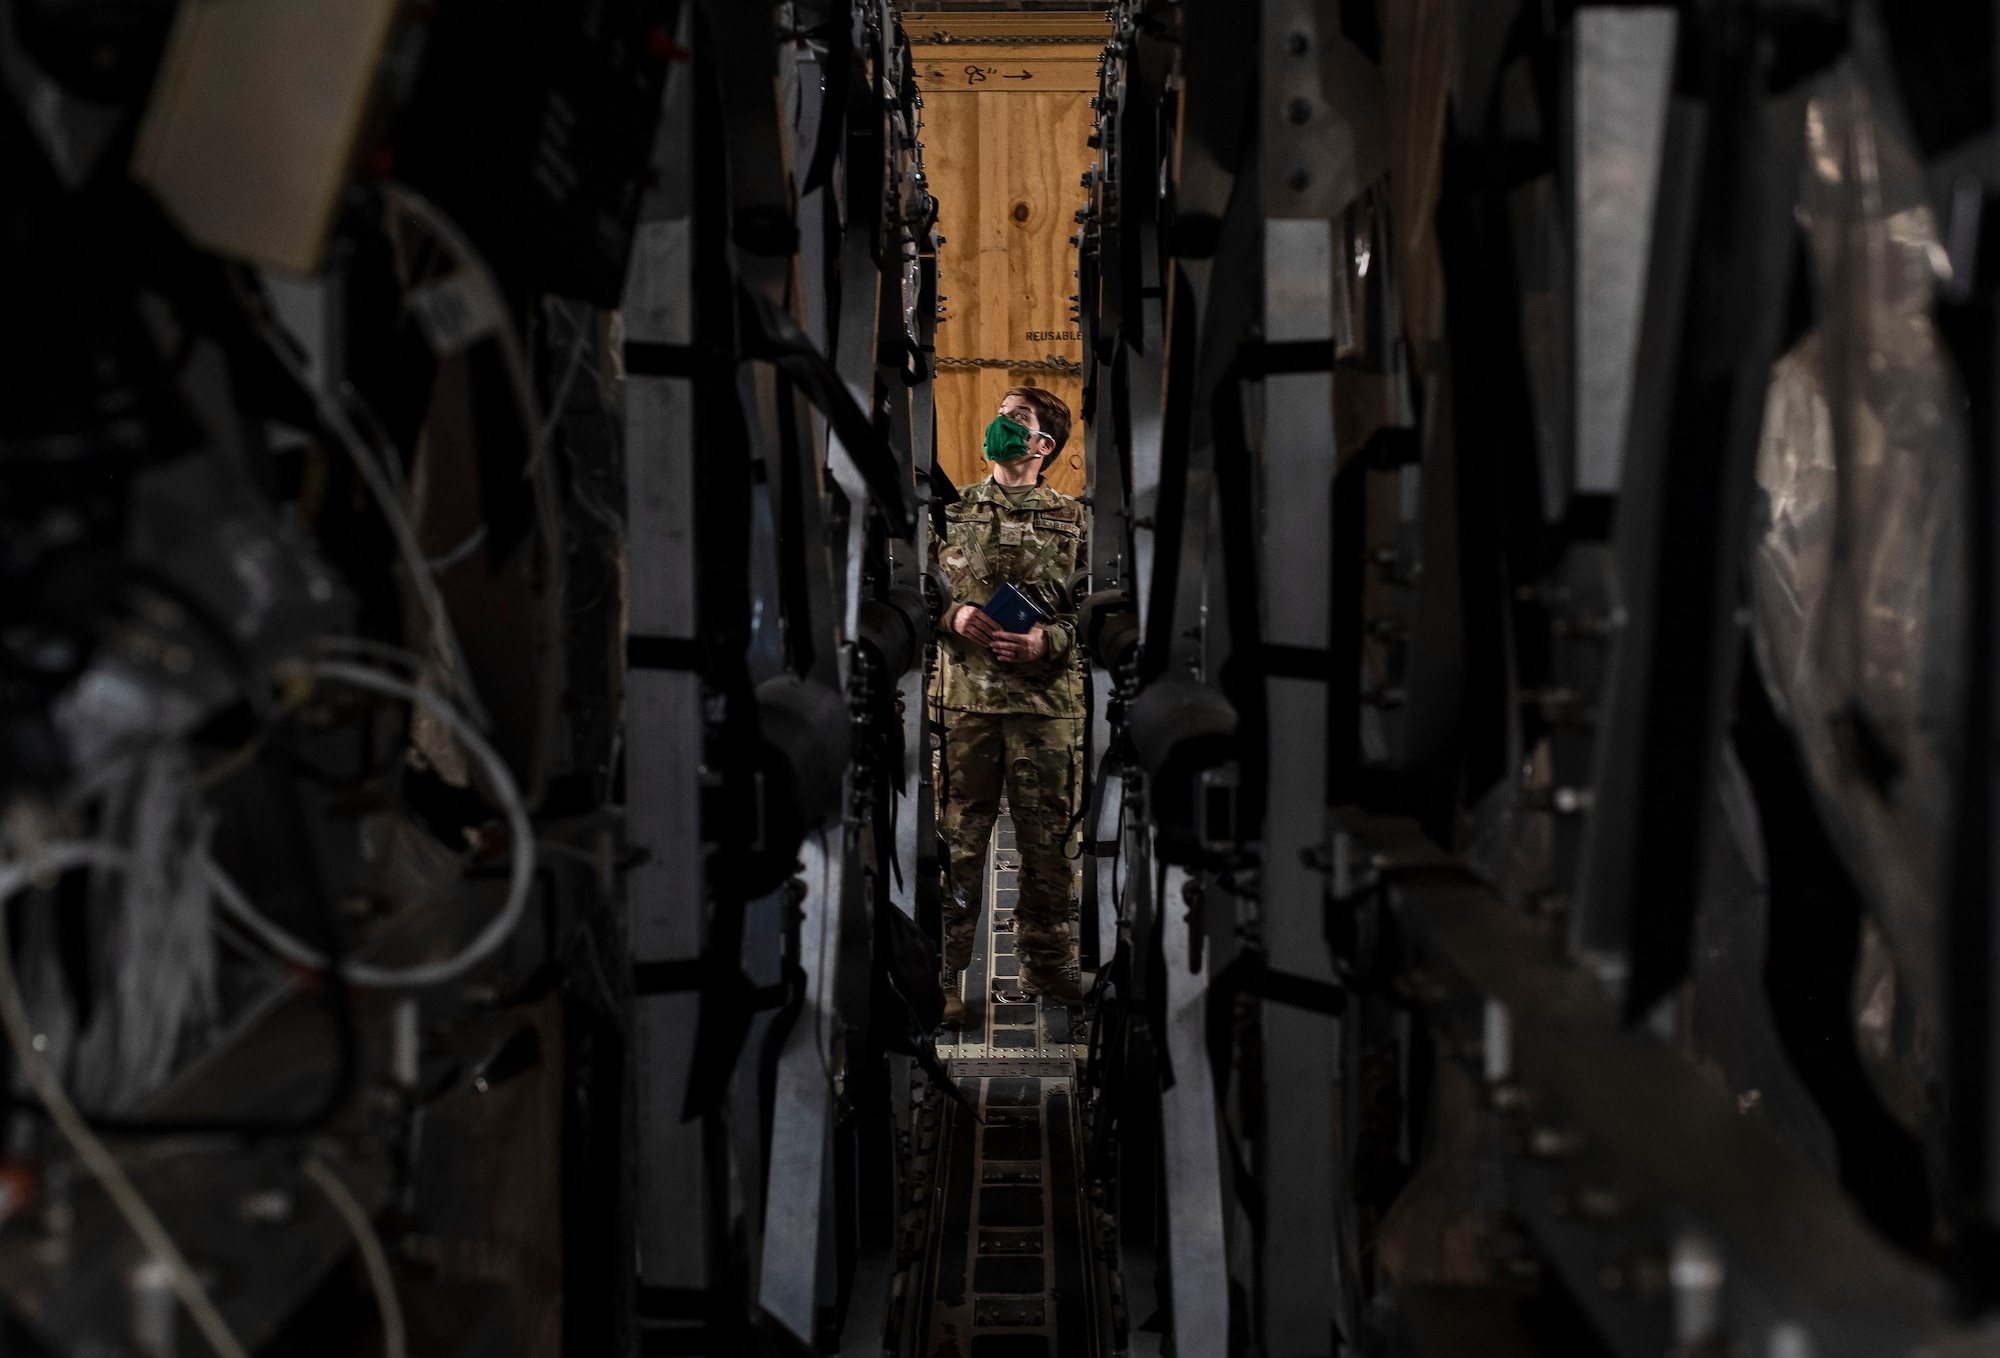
904, 12, 1110, 38
919, 50, 1095, 497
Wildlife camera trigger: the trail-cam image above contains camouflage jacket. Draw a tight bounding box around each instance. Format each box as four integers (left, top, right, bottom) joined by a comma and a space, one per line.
933, 478, 1086, 718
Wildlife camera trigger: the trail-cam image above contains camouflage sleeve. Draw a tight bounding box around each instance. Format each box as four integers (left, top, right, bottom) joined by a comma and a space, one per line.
1042, 612, 1075, 665
934, 502, 979, 639
1036, 517, 1082, 666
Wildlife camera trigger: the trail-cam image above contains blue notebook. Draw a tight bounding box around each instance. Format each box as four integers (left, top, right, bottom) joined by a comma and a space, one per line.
980, 582, 1051, 634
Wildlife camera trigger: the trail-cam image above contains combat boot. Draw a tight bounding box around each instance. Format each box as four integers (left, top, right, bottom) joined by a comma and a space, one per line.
1022, 967, 1086, 1009
940, 971, 966, 1028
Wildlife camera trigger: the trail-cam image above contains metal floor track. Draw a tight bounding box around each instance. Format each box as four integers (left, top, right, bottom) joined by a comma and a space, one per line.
894, 814, 1108, 1358
938, 817, 1088, 1060
914, 1059, 1100, 1358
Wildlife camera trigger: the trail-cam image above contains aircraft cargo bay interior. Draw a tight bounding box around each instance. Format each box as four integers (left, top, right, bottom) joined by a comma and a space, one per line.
0, 1, 1997, 1356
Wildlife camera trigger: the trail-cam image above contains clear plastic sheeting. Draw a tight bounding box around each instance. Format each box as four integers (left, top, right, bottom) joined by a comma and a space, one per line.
1747, 62, 1969, 1116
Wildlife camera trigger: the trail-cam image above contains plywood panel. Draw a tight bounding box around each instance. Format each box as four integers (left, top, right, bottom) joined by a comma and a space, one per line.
917, 44, 1095, 497
913, 54, 1101, 91
904, 12, 1110, 40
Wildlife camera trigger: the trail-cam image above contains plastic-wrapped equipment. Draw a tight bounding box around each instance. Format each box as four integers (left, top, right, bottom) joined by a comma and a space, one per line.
1748, 62, 1970, 1122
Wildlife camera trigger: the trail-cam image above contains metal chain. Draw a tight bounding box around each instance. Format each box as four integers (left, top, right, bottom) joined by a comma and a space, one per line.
935, 353, 1084, 375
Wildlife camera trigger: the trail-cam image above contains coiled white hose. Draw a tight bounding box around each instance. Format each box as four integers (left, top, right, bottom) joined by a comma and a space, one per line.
0, 842, 250, 1358
206, 659, 536, 989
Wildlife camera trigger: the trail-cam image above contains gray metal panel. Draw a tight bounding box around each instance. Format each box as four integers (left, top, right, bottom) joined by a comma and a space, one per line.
912, 381, 937, 479
827, 431, 869, 648
892, 400, 931, 922
1261, 697, 1334, 952
1128, 296, 1165, 629
1088, 359, 1126, 586
730, 885, 793, 1266
1159, 862, 1230, 1356
1259, 200, 1344, 1356
633, 990, 704, 1285
893, 667, 926, 918
1086, 667, 1116, 966
760, 31, 867, 1340
760, 826, 847, 1342
1568, 98, 1708, 980
623, 607, 707, 1282
1095, 769, 1123, 965
623, 175, 708, 1291
1261, 220, 1334, 648
1261, 677, 1343, 1356
1259, 1002, 1342, 1347
625, 671, 704, 963
625, 372, 695, 640
1574, 8, 1677, 494
1264, 0, 1375, 222
621, 5, 705, 1298
624, 217, 692, 346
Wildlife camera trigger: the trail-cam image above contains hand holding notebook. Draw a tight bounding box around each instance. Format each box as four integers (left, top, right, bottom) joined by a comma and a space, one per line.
979, 582, 1052, 634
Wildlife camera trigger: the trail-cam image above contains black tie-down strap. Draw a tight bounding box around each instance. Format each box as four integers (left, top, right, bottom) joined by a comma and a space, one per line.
925, 453, 959, 541
869, 888, 981, 1121
1206, 946, 1347, 1022
1204, 945, 1346, 1107
634, 950, 799, 1123
798, 0, 855, 196
622, 297, 922, 541
739, 286, 918, 538
632, 958, 792, 1011
659, 895, 978, 1124
1200, 944, 1349, 1233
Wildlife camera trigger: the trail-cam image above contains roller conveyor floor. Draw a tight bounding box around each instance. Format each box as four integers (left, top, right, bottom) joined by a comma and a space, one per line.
898, 816, 1109, 1357
938, 818, 1090, 1058
915, 1062, 1097, 1357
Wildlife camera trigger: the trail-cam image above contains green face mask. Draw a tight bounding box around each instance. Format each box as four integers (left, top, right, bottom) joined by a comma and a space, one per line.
983, 414, 1033, 462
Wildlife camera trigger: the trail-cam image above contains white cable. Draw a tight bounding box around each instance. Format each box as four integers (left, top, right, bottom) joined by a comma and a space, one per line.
311, 635, 426, 673
379, 184, 569, 808
425, 524, 488, 576
0, 842, 251, 1358
303, 1155, 408, 1358
205, 660, 536, 989
239, 287, 492, 731
334, 396, 495, 730
382, 184, 549, 482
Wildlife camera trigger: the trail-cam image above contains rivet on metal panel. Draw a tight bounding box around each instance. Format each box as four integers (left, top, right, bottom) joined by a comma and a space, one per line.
1527, 1125, 1577, 1159
1483, 998, 1513, 1082
1765, 1322, 1814, 1358
1577, 1186, 1622, 1222
1670, 1230, 1725, 1348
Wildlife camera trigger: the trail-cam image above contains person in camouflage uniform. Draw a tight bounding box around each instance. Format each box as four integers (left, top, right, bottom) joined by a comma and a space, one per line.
934, 386, 1086, 1025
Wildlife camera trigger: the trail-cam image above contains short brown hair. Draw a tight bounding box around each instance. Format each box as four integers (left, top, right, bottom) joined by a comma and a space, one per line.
1005, 385, 1071, 456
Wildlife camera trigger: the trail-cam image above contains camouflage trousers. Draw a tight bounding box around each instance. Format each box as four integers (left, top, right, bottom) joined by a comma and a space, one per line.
939, 712, 1082, 984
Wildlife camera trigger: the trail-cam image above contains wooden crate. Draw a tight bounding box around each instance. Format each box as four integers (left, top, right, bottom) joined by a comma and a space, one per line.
909, 11, 1110, 496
